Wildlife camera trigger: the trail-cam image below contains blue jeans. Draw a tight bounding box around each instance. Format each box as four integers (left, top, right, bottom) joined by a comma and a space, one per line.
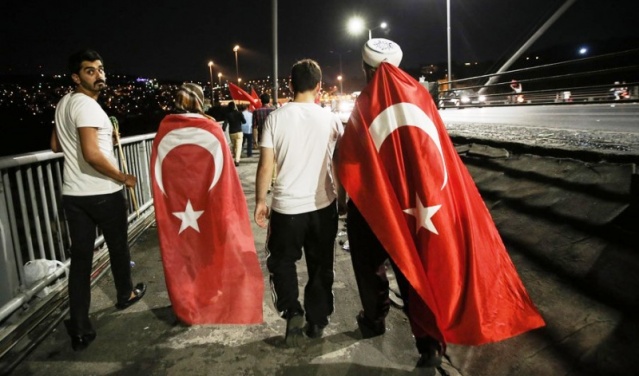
243, 132, 253, 157
63, 191, 133, 335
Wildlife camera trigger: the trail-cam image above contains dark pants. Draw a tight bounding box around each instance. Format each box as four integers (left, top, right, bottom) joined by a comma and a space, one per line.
63, 191, 133, 335
243, 132, 253, 157
265, 202, 338, 326
347, 201, 443, 353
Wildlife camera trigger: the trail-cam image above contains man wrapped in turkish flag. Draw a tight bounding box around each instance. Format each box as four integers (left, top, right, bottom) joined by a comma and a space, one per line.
337, 62, 545, 345
151, 86, 263, 325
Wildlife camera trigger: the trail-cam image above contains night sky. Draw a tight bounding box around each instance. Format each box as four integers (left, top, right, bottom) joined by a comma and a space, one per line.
1, 0, 637, 91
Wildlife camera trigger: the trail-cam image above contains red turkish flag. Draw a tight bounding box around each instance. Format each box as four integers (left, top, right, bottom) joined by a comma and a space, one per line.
250, 88, 260, 102
337, 63, 545, 345
229, 82, 261, 109
151, 113, 264, 325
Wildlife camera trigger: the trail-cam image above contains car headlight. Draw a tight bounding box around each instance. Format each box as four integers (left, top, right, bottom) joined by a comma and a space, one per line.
478, 95, 486, 102
461, 95, 470, 103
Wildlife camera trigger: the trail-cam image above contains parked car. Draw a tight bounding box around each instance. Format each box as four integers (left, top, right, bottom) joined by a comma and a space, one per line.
438, 89, 486, 109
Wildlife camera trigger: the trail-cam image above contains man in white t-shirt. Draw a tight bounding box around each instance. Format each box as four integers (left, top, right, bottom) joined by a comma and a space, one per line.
240, 104, 254, 157
50, 49, 146, 351
254, 59, 345, 347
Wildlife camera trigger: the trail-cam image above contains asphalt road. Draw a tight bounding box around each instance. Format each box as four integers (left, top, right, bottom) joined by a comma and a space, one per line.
439, 102, 639, 133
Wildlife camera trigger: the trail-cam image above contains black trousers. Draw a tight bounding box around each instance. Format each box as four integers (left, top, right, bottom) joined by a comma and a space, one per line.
63, 191, 133, 335
265, 201, 338, 327
347, 200, 443, 352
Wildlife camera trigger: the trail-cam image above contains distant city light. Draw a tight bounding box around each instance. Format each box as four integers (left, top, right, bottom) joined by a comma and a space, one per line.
579, 47, 588, 55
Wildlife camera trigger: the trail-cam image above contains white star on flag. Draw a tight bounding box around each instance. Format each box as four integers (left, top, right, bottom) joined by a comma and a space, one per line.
403, 194, 442, 235
173, 200, 204, 234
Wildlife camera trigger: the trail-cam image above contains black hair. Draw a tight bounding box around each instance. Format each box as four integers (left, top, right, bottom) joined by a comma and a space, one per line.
68, 49, 103, 74
259, 93, 270, 105
290, 59, 321, 94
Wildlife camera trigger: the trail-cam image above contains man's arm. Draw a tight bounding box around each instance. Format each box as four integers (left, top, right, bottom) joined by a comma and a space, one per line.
254, 147, 274, 228
78, 127, 136, 188
332, 136, 347, 216
50, 128, 61, 153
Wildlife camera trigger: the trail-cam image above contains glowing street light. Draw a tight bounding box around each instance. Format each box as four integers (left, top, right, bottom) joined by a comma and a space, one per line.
337, 75, 343, 95
207, 61, 214, 102
347, 17, 387, 40
233, 45, 240, 83
217, 72, 222, 87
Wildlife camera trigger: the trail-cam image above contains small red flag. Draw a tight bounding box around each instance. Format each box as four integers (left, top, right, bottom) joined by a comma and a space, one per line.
151, 114, 264, 325
337, 63, 544, 345
229, 82, 261, 109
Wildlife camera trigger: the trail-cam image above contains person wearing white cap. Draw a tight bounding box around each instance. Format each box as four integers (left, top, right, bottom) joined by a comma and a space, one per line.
344, 38, 445, 369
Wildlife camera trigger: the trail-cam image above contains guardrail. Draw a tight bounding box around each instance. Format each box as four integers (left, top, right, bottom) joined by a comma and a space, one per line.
0, 134, 156, 362
436, 48, 639, 109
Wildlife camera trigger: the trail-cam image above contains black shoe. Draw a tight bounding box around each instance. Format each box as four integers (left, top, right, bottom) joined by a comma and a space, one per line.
285, 312, 305, 347
115, 283, 146, 310
416, 340, 443, 368
356, 312, 385, 339
305, 323, 325, 339
70, 331, 96, 351
64, 319, 96, 351
234, 161, 240, 166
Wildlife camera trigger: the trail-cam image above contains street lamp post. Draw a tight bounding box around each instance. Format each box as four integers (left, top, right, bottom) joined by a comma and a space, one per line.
337, 75, 343, 95
208, 61, 214, 103
369, 22, 388, 40
217, 72, 222, 88
347, 17, 387, 40
329, 49, 351, 93
446, 0, 452, 86
233, 45, 240, 83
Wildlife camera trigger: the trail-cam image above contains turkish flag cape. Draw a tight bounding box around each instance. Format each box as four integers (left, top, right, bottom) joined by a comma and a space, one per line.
151, 113, 264, 325
337, 63, 544, 345
229, 83, 261, 109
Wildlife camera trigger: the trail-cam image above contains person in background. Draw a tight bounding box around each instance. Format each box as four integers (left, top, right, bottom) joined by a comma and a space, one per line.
206, 94, 226, 125
254, 59, 345, 347
252, 93, 275, 148
224, 101, 245, 166
50, 49, 146, 351
510, 79, 523, 103
240, 104, 254, 158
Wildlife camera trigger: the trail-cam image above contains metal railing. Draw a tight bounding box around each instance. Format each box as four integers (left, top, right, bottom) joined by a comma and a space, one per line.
436, 48, 639, 109
0, 134, 156, 358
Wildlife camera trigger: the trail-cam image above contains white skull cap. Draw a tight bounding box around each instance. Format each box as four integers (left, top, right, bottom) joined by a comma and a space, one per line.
362, 38, 403, 68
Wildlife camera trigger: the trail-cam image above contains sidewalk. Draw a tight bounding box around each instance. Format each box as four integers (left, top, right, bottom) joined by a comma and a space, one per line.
9, 145, 638, 376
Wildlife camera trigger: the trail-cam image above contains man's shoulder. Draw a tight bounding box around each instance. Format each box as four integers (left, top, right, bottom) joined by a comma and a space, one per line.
257, 106, 275, 114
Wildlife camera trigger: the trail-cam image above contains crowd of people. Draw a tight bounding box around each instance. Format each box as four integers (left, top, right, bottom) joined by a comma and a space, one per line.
49, 39, 545, 371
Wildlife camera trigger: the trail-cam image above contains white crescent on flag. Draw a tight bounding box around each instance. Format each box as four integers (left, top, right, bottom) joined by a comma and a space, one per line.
154, 127, 224, 196
368, 102, 448, 190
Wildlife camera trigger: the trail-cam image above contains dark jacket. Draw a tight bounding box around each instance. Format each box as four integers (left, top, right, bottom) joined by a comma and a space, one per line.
225, 110, 246, 134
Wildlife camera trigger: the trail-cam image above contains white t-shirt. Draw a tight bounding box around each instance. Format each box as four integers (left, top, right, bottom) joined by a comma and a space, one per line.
54, 92, 122, 196
261, 102, 343, 215
241, 110, 253, 134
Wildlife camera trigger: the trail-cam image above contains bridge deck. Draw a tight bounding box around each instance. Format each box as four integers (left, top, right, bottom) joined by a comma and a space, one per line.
8, 143, 638, 376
